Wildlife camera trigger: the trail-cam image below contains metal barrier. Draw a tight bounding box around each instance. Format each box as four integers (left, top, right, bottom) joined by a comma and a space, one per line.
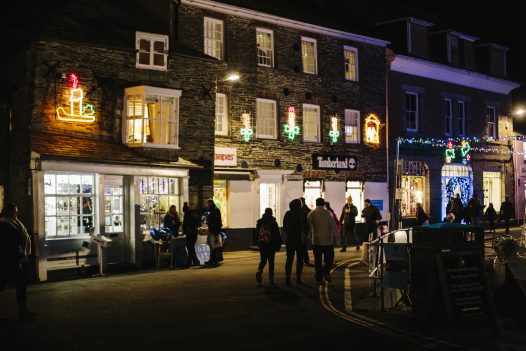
368, 228, 412, 311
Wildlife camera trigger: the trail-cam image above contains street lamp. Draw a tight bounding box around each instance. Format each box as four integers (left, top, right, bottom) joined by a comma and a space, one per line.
514, 107, 526, 117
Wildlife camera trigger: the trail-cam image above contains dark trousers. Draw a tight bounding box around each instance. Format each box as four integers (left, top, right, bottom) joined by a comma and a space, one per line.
488, 219, 495, 231
185, 235, 199, 265
258, 247, 276, 280
503, 218, 511, 233
0, 261, 28, 303
367, 224, 379, 240
301, 242, 310, 264
312, 245, 334, 282
341, 224, 357, 249
285, 243, 304, 281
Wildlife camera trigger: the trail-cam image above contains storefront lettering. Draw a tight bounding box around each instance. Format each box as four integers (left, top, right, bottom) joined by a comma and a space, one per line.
214, 147, 237, 166
312, 154, 357, 170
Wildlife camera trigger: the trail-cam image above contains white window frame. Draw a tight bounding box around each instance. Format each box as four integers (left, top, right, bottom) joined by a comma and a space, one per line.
301, 36, 318, 74
486, 106, 497, 138
458, 100, 466, 136
405, 92, 419, 132
303, 104, 320, 142
344, 46, 359, 81
204, 17, 224, 60
256, 98, 277, 139
444, 98, 452, 136
123, 86, 181, 149
344, 109, 360, 144
256, 28, 274, 67
135, 31, 168, 71
215, 93, 228, 136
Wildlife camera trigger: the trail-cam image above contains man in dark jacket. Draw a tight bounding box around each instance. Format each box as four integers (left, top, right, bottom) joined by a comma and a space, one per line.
283, 199, 308, 286
182, 202, 200, 266
204, 199, 223, 266
0, 203, 37, 320
339, 196, 358, 252
361, 199, 382, 240
499, 196, 514, 234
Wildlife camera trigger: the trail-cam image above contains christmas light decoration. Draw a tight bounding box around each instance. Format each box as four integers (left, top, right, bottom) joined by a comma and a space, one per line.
283, 106, 300, 140
240, 112, 253, 142
365, 114, 380, 144
329, 115, 340, 143
398, 137, 526, 156
444, 139, 471, 164
56, 73, 95, 123
445, 177, 471, 206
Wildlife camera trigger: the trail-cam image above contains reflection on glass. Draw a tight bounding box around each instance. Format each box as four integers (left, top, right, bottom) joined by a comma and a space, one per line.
44, 174, 56, 194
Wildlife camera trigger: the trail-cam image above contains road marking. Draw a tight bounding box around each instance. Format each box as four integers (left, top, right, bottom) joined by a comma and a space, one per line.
344, 261, 360, 313
319, 258, 468, 349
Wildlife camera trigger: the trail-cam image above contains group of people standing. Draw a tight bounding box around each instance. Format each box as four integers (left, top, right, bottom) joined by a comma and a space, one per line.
255, 196, 382, 287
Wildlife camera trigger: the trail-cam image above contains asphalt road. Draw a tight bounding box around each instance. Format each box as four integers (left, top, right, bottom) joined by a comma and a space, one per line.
1, 247, 525, 351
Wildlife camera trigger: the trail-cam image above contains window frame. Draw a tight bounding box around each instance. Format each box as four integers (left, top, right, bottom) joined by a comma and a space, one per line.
343, 46, 359, 81
301, 36, 318, 74
256, 98, 277, 139
457, 100, 466, 137
135, 31, 168, 71
123, 86, 182, 149
256, 28, 274, 68
405, 92, 419, 132
444, 98, 452, 136
215, 93, 228, 136
303, 103, 320, 142
204, 17, 224, 60
344, 109, 360, 144
486, 106, 497, 138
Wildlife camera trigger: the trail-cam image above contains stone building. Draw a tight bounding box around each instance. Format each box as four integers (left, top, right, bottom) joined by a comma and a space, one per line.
377, 17, 520, 226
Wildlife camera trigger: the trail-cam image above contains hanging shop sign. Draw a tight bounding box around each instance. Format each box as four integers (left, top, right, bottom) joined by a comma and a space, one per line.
214, 147, 237, 166
329, 114, 340, 143
56, 73, 96, 123
365, 114, 380, 144
240, 112, 253, 142
312, 154, 357, 170
444, 139, 471, 164
283, 106, 300, 140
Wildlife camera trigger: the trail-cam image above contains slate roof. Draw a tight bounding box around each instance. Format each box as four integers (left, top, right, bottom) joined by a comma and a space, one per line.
31, 131, 201, 169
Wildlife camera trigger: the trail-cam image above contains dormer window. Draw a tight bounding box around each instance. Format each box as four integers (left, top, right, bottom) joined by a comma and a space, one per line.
408, 18, 433, 58
489, 46, 507, 77
448, 32, 477, 69
135, 32, 168, 71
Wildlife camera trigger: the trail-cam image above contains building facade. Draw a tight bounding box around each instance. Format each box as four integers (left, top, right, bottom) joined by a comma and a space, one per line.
378, 18, 520, 226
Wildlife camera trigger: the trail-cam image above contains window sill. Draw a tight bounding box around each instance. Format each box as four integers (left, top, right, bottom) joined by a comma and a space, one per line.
126, 143, 180, 149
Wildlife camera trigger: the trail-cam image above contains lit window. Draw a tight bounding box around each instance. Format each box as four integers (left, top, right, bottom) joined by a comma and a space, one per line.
139, 177, 181, 234
301, 37, 317, 74
44, 173, 95, 237
344, 46, 358, 81
215, 93, 228, 135
486, 106, 497, 138
256, 28, 274, 67
124, 86, 181, 148
303, 104, 320, 142
256, 99, 277, 139
260, 183, 279, 222
405, 92, 419, 132
458, 100, 466, 136
204, 17, 223, 60
136, 32, 168, 71
444, 98, 452, 135
344, 109, 360, 143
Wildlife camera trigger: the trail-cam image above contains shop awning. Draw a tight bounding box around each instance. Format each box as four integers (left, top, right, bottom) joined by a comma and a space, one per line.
31, 131, 201, 169
214, 168, 254, 181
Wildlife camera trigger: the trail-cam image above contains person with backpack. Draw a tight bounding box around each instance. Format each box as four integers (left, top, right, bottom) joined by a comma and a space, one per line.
283, 199, 308, 286
255, 208, 282, 287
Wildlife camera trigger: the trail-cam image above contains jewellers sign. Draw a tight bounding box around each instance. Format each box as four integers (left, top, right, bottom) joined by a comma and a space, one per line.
312, 154, 357, 170
214, 147, 237, 166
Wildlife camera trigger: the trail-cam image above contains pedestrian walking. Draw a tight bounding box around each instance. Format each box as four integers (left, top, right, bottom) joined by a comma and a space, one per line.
255, 208, 282, 287
467, 194, 484, 226
203, 199, 223, 266
339, 196, 358, 252
415, 202, 430, 226
361, 199, 382, 240
182, 202, 200, 266
307, 198, 339, 284
485, 203, 497, 233
283, 199, 308, 286
299, 197, 312, 266
499, 196, 514, 234
451, 194, 464, 224
0, 203, 37, 320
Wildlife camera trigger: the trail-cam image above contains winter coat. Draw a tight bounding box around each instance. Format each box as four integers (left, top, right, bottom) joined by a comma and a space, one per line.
415, 206, 429, 226
206, 205, 223, 235
0, 216, 31, 263
256, 214, 282, 251
340, 203, 358, 228
307, 206, 339, 246
283, 199, 308, 245
182, 208, 200, 239
499, 200, 514, 220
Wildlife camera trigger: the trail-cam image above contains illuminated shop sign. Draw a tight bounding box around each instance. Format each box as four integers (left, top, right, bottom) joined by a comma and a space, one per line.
56, 73, 95, 123
312, 153, 357, 170
214, 147, 237, 166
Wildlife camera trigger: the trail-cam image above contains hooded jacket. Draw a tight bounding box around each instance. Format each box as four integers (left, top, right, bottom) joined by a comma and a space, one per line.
283, 199, 308, 245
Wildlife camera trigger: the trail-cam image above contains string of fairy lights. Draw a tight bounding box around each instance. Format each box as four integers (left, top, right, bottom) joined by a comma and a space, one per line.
397, 136, 526, 156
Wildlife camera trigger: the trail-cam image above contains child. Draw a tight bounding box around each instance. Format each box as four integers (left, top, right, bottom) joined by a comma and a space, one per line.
485, 203, 497, 232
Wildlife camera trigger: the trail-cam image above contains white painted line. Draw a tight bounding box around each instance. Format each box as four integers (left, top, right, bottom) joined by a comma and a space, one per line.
344, 267, 352, 313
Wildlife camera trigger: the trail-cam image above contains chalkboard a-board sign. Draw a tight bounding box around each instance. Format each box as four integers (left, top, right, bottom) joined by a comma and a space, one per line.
436, 250, 498, 331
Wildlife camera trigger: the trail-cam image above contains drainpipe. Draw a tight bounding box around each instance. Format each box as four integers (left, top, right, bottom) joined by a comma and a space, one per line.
385, 48, 396, 228
171, 0, 181, 42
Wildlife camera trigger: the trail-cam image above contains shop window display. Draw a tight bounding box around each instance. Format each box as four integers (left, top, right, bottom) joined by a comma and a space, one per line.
44, 173, 95, 237
139, 176, 181, 235
401, 175, 425, 216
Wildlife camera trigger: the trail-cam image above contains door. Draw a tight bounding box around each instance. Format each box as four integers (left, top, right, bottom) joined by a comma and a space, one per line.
103, 175, 125, 264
